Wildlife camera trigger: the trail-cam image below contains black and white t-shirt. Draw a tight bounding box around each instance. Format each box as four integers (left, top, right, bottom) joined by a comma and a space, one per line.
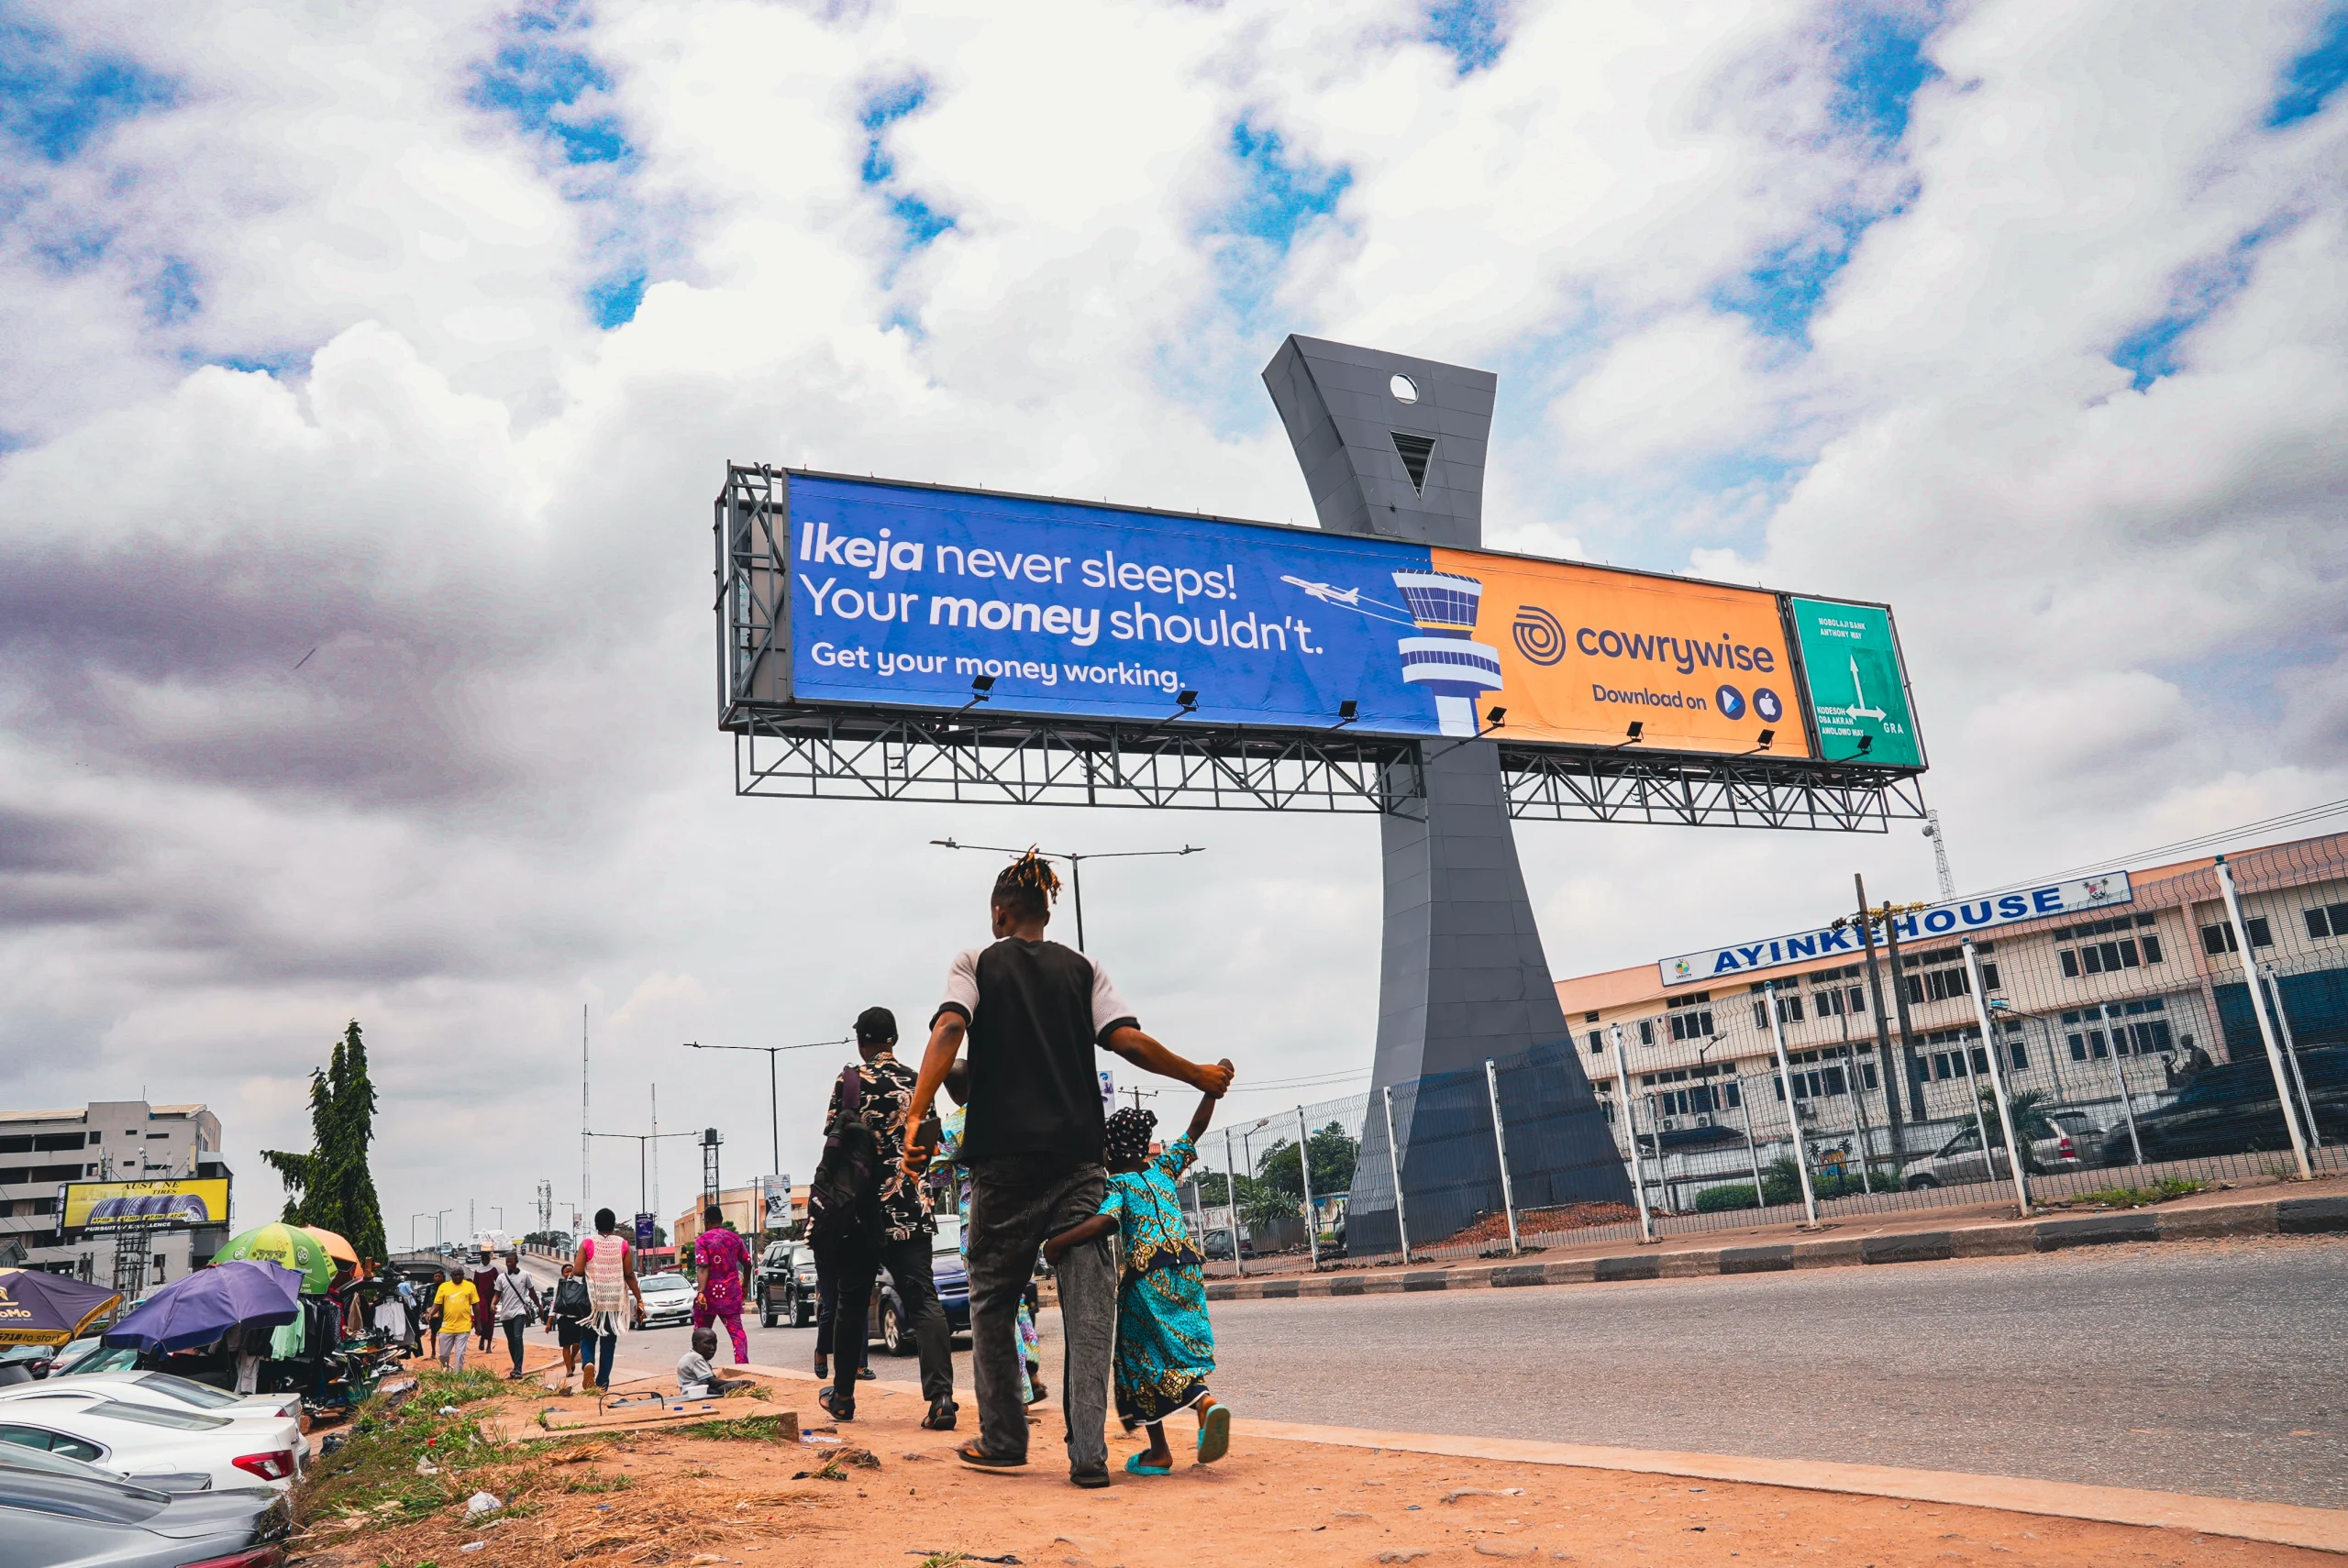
933, 938, 1136, 1165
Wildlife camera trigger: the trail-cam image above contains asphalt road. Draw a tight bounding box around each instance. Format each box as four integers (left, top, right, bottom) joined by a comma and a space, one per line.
530, 1239, 2345, 1509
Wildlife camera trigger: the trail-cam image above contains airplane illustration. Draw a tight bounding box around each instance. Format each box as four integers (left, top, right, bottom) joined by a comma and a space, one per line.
1845, 655, 1887, 723
1279, 575, 1417, 627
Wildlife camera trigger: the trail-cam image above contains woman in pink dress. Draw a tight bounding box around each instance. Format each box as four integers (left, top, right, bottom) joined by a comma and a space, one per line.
692, 1205, 752, 1364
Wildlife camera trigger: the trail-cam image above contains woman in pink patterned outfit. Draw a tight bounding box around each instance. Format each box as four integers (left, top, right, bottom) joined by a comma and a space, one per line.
692, 1206, 752, 1364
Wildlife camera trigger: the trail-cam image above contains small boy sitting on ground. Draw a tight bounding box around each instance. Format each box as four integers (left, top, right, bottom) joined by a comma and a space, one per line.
678, 1327, 756, 1398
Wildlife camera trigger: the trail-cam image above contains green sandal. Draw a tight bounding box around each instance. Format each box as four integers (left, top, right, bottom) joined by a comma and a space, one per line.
1124, 1451, 1172, 1476
1195, 1401, 1230, 1464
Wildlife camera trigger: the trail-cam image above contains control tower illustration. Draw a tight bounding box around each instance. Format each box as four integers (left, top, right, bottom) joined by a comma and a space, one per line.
1390, 569, 1504, 736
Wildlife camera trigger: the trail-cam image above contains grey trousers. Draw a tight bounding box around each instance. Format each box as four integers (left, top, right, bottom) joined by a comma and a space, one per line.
968, 1155, 1113, 1469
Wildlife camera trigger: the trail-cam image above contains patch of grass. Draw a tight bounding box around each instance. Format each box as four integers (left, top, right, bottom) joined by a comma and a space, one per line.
300, 1374, 515, 1529
2071, 1176, 2208, 1209
677, 1415, 796, 1441
561, 1473, 634, 1495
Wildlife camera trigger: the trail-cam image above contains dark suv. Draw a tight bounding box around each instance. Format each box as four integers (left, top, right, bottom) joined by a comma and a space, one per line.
2091, 1046, 2346, 1165
756, 1241, 817, 1328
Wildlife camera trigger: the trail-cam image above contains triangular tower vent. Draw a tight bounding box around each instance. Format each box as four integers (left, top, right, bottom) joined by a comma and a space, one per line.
1390, 431, 1434, 494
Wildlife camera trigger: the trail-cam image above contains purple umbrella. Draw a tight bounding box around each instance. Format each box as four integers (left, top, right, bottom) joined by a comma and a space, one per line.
102, 1259, 303, 1353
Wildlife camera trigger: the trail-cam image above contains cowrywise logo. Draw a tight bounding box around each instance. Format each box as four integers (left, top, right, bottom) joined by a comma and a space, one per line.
1512, 606, 1566, 666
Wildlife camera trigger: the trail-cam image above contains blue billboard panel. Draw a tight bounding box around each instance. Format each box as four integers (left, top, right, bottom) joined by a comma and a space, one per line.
786, 475, 1449, 736
777, 473, 1877, 762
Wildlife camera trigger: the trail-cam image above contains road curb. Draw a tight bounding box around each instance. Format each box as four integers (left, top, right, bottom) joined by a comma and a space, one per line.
1203, 1192, 2348, 1303
1243, 1419, 2348, 1555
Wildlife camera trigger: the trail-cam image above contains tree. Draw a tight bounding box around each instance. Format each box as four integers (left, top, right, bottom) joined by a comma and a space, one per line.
260, 1021, 388, 1263
1978, 1088, 2058, 1173
1254, 1122, 1362, 1202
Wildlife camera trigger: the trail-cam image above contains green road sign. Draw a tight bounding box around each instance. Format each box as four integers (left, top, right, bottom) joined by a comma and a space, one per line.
1789, 598, 1922, 768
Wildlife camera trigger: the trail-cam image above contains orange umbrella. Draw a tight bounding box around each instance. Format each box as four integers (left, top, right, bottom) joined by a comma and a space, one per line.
300, 1225, 359, 1265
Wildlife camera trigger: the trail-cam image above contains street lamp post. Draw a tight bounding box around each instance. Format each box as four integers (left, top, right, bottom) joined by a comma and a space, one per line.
588, 1129, 701, 1223
410, 1213, 428, 1253
684, 1038, 851, 1185
930, 838, 1205, 951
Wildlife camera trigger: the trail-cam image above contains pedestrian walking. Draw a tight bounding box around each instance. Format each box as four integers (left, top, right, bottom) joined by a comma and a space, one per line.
471, 1255, 499, 1355
430, 1264, 478, 1371
577, 1208, 647, 1392
900, 850, 1235, 1488
934, 1063, 1045, 1406
811, 1006, 957, 1429
1044, 1091, 1233, 1474
492, 1253, 542, 1379
546, 1262, 592, 1386
811, 1249, 872, 1386
691, 1206, 751, 1365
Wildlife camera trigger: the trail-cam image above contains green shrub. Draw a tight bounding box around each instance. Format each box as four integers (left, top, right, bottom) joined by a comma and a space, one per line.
1694, 1184, 1759, 1212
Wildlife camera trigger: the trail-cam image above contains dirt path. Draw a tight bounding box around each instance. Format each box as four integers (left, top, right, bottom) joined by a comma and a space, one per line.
293, 1365, 2336, 1568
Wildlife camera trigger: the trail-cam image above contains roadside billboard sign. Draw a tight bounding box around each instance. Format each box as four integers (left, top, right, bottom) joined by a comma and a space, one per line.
58, 1177, 230, 1237
1659, 871, 2133, 987
768, 474, 1921, 767
1788, 597, 1923, 768
761, 1176, 792, 1230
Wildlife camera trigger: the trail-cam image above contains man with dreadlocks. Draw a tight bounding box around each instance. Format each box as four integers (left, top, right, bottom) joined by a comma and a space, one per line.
1045, 1088, 1231, 1474
901, 849, 1236, 1488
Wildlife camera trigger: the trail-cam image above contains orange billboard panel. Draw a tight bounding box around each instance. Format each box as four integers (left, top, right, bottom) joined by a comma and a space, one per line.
1425, 548, 1809, 758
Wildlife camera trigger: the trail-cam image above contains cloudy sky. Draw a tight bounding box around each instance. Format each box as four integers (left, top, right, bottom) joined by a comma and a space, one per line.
3, 0, 2344, 1245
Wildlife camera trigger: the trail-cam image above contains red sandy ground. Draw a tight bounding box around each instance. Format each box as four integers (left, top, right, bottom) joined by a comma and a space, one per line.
292, 1367, 2331, 1568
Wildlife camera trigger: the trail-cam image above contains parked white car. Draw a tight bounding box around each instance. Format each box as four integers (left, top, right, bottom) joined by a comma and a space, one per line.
637, 1271, 696, 1330
40, 1370, 304, 1425
0, 1386, 301, 1492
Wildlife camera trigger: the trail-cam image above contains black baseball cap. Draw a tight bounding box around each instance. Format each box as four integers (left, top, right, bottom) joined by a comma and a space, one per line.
854, 1006, 898, 1043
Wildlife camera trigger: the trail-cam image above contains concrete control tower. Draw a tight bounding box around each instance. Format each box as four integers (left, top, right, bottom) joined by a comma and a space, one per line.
1263, 336, 1631, 1253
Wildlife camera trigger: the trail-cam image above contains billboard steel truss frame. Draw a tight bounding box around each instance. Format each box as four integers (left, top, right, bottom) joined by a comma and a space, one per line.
717, 464, 1924, 830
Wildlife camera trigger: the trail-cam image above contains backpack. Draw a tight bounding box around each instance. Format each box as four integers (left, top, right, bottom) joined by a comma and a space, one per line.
807, 1065, 886, 1253
552, 1275, 590, 1320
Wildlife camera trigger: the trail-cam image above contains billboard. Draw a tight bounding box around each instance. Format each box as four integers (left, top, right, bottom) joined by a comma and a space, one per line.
59, 1177, 230, 1235
771, 474, 1922, 767
1659, 871, 2133, 987
1788, 598, 1922, 768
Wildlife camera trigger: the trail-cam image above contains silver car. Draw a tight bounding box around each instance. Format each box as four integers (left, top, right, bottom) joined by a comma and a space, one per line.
1900, 1115, 2090, 1188
0, 1441, 291, 1566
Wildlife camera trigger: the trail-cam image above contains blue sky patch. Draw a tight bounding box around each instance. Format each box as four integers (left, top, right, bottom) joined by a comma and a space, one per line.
198, 350, 307, 378
2266, 4, 2348, 128
1425, 0, 1507, 74
469, 0, 632, 167
139, 256, 200, 326
1223, 120, 1350, 251
1824, 1, 1944, 147
2108, 224, 2279, 390
858, 78, 955, 251
586, 269, 644, 329
0, 15, 178, 163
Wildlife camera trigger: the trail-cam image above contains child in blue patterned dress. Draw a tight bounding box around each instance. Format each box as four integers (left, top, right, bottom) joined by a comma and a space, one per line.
1044, 1073, 1233, 1474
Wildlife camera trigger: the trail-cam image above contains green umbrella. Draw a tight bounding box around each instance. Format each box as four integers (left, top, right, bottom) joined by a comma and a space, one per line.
213, 1221, 338, 1293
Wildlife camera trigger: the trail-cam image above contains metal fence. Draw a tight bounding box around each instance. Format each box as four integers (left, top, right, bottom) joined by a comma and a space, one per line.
1182, 832, 2348, 1275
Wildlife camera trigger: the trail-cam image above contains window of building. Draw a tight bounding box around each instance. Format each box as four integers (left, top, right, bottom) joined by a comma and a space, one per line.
1638, 1020, 1655, 1045
2303, 903, 2348, 940
1587, 1031, 1603, 1055
1922, 966, 1970, 1002
2201, 917, 2272, 955
1669, 1009, 1714, 1042
1584, 1010, 1600, 1022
